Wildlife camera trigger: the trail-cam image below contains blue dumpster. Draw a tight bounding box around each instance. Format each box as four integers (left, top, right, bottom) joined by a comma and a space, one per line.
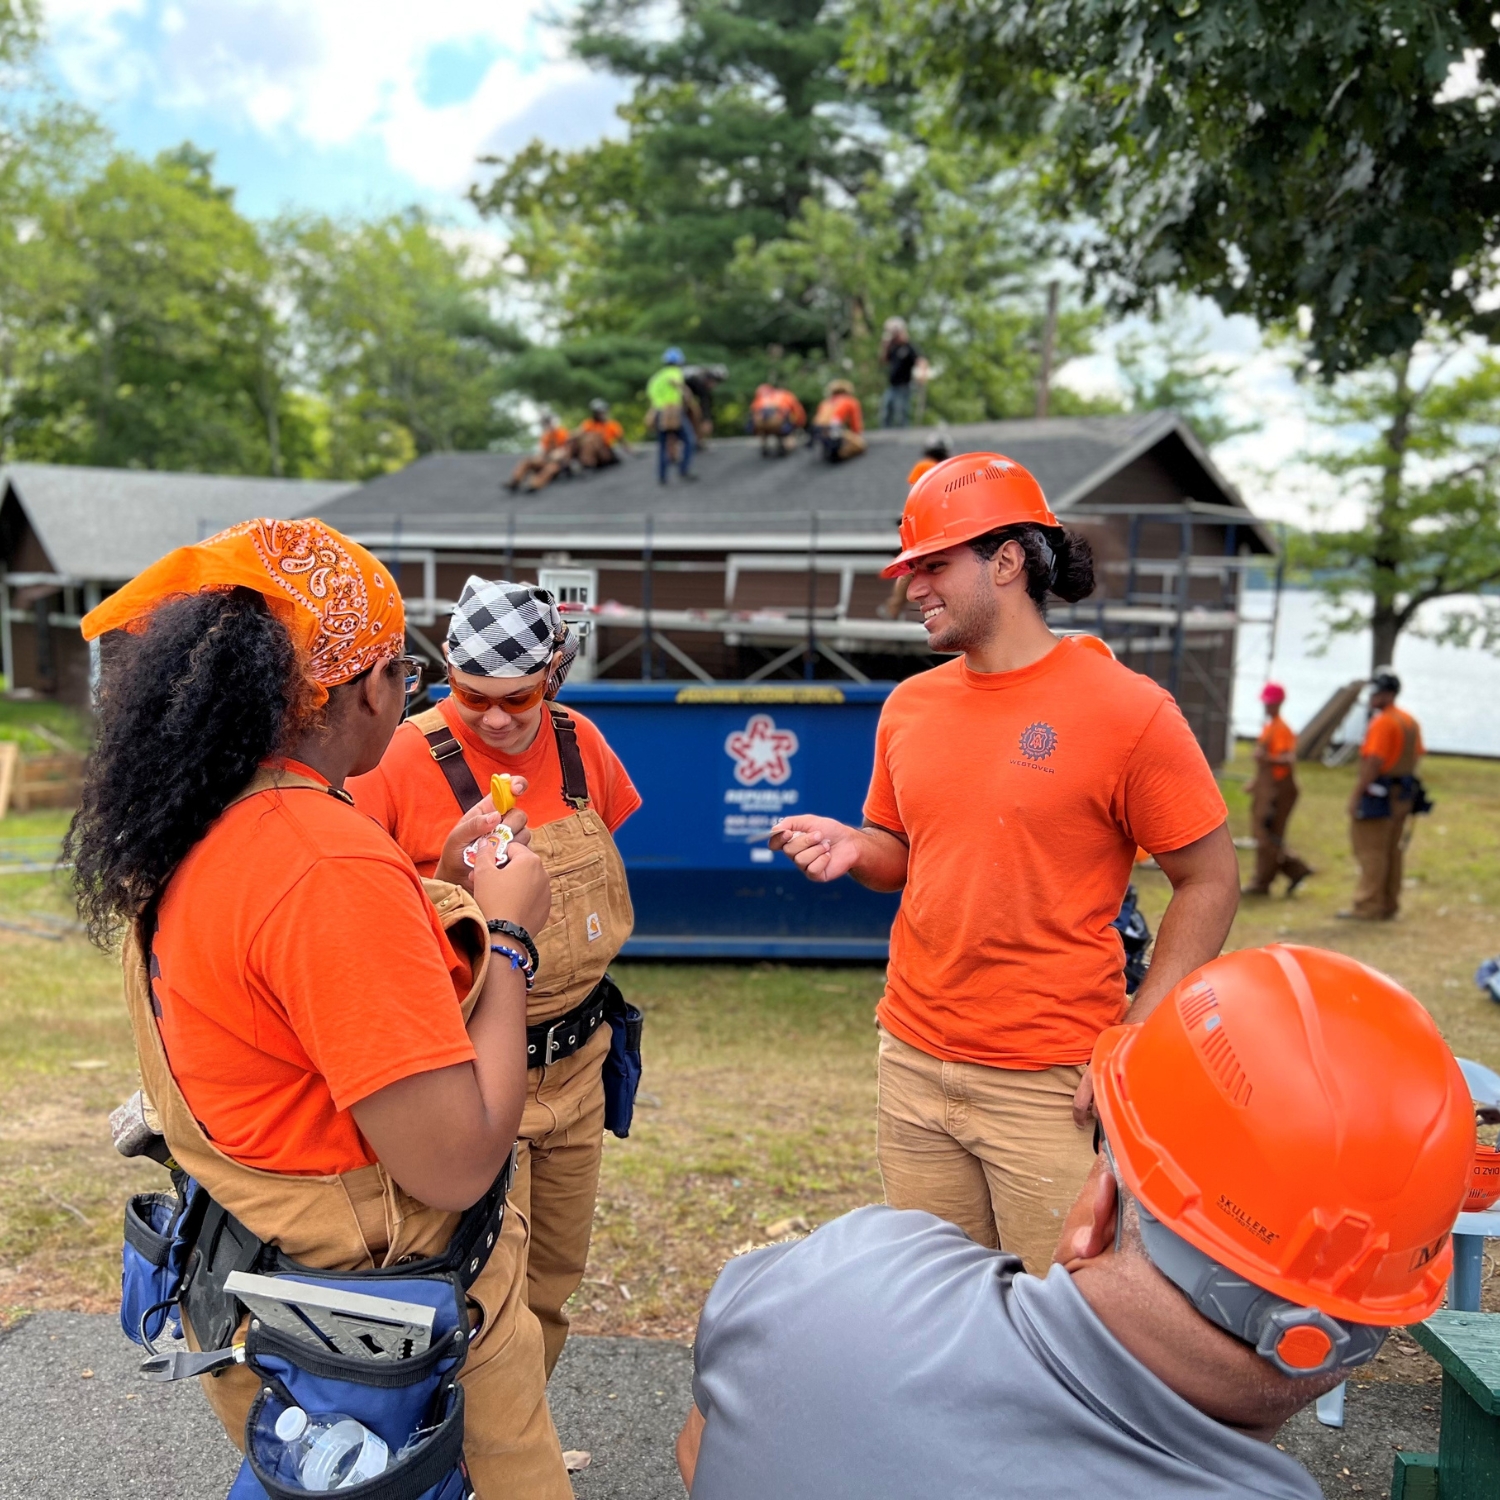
555, 681, 900, 959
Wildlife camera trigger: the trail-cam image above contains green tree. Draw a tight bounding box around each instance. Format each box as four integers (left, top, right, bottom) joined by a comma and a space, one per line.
727, 144, 1106, 421
4, 145, 304, 474
852, 0, 1500, 376
276, 211, 527, 478
473, 0, 887, 369
1115, 308, 1260, 451
1296, 339, 1500, 670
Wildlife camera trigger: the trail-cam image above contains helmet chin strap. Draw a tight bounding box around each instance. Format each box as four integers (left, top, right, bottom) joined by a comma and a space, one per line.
1098, 1137, 1386, 1380
1135, 1204, 1388, 1379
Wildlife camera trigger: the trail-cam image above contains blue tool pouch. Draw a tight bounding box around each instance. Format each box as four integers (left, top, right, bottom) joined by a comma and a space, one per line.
599, 973, 643, 1139
121, 1180, 202, 1345
230, 1271, 472, 1500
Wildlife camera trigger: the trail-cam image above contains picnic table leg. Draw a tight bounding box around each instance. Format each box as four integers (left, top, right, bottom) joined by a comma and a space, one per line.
1315, 1381, 1346, 1428
1449, 1233, 1484, 1313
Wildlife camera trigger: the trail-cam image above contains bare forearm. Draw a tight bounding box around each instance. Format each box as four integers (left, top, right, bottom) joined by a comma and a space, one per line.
1125, 824, 1238, 1024
849, 826, 909, 892
462, 960, 530, 1153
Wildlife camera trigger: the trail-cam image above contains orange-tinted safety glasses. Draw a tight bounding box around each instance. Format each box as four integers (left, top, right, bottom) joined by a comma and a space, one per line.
446, 673, 550, 715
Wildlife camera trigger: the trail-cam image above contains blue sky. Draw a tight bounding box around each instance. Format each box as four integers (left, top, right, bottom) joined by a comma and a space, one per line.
41, 0, 630, 220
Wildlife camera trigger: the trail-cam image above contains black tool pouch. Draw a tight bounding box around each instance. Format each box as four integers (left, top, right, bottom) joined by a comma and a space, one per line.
1356, 778, 1392, 821
599, 972, 644, 1138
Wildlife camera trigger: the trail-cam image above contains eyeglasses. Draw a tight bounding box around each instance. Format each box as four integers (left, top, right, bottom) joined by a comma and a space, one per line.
392, 654, 425, 698
446, 672, 550, 715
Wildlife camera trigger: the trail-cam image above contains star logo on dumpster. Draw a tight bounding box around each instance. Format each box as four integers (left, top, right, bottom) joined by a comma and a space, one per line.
725, 714, 800, 786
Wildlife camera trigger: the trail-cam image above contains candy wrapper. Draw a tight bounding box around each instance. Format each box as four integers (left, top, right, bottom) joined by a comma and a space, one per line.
463, 823, 514, 869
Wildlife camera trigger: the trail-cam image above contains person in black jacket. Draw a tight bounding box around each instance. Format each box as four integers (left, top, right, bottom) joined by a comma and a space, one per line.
879, 319, 919, 429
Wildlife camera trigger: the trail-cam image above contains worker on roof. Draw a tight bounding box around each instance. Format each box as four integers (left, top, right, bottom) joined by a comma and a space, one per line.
770, 453, 1238, 1272
810, 378, 866, 463
74, 520, 574, 1495
575, 398, 631, 469
507, 411, 574, 493
349, 578, 641, 1383
1340, 670, 1428, 921
676, 944, 1474, 1499
646, 347, 699, 485
879, 317, 919, 429
684, 363, 728, 450
749, 382, 807, 457
1242, 682, 1313, 898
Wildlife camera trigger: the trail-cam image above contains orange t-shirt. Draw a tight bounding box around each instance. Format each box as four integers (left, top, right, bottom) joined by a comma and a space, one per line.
907, 457, 939, 486
1361, 706, 1424, 773
348, 699, 641, 876
815, 394, 864, 433
541, 426, 570, 452
151, 762, 477, 1176
1257, 714, 1297, 781
581, 417, 624, 445
864, 639, 1227, 1069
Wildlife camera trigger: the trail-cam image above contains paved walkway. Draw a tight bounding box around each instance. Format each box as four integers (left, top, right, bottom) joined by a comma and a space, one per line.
0, 1309, 1442, 1498
0, 1312, 692, 1499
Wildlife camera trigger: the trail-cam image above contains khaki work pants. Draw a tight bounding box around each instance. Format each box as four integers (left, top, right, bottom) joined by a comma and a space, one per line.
515, 1023, 609, 1376
1350, 803, 1412, 919
1249, 776, 1312, 892
876, 1027, 1096, 1271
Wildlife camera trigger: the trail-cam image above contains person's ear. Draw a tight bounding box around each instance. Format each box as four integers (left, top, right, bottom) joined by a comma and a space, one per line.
993, 539, 1026, 589
1053, 1157, 1119, 1271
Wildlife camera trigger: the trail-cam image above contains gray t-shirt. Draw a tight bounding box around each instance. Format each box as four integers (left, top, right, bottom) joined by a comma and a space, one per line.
691, 1206, 1320, 1500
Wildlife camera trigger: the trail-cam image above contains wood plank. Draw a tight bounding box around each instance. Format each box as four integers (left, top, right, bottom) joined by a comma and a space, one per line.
1413, 1312, 1500, 1414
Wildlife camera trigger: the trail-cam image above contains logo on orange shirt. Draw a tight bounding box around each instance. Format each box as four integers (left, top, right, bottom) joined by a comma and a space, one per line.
725, 714, 800, 786
1018, 722, 1058, 761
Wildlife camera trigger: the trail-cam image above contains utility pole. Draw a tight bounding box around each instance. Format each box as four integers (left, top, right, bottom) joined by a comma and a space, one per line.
1035, 280, 1060, 419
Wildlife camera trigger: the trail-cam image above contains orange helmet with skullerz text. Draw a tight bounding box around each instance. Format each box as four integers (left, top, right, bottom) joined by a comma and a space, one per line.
883, 452, 1059, 578
1093, 945, 1473, 1328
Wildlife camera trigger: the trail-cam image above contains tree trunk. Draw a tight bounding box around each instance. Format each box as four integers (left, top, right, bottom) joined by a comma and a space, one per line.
1368, 355, 1412, 674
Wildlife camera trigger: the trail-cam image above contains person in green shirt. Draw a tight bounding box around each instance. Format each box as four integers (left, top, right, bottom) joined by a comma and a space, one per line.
647, 347, 697, 484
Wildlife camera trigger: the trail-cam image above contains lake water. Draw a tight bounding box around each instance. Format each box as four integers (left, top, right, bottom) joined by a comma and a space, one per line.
1232, 590, 1500, 757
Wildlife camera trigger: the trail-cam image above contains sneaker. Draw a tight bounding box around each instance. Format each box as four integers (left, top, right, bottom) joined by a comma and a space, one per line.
1285, 870, 1314, 896
1241, 886, 1272, 897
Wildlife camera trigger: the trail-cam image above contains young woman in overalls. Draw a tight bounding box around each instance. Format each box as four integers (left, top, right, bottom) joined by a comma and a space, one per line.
349, 578, 639, 1377
70, 521, 575, 1496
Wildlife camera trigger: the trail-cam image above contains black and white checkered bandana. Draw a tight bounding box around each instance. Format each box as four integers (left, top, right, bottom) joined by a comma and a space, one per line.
446, 577, 578, 685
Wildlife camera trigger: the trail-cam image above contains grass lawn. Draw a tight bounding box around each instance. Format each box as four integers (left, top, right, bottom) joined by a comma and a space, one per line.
2, 744, 1497, 1349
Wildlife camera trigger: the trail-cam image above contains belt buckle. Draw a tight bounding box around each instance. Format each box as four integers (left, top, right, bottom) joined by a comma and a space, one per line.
543, 1020, 564, 1067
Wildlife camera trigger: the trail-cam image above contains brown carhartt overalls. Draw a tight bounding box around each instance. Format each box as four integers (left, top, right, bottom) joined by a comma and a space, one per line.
1350, 715, 1423, 919
121, 770, 573, 1499
409, 705, 634, 1375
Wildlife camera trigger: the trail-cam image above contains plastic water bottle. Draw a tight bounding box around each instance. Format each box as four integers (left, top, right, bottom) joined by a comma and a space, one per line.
267, 1406, 390, 1491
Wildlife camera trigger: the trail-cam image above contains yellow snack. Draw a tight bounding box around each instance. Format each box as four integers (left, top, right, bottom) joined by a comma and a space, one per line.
490, 773, 516, 815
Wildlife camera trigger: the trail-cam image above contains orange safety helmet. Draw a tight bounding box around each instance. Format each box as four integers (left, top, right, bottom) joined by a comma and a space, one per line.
883, 452, 1059, 578
1093, 946, 1473, 1354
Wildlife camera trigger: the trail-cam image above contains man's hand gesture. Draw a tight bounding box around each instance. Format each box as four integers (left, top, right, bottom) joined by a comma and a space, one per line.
769, 817, 863, 883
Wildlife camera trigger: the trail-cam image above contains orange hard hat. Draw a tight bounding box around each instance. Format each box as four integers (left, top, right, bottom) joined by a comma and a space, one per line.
1067, 633, 1116, 662
883, 452, 1059, 578
1093, 945, 1472, 1329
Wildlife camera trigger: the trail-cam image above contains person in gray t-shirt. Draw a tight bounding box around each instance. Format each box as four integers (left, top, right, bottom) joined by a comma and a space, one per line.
676, 944, 1476, 1498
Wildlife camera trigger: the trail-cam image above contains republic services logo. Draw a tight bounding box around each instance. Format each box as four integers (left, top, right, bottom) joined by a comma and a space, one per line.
725, 714, 800, 786
1018, 722, 1058, 761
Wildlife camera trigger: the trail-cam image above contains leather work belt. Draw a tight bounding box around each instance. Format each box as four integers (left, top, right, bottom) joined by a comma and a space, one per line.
527, 980, 608, 1068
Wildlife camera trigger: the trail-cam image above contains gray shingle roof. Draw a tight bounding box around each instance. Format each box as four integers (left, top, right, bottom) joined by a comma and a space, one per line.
315, 412, 1264, 551
1, 464, 356, 582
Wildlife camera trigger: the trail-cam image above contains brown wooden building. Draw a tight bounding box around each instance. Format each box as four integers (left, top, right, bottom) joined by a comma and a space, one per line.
316, 413, 1273, 764
2, 416, 1273, 764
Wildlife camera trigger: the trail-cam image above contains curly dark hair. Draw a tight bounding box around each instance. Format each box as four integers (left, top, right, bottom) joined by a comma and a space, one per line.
66, 588, 307, 946
969, 524, 1096, 610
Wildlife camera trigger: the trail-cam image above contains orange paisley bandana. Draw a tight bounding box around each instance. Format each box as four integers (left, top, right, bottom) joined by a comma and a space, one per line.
81, 518, 404, 703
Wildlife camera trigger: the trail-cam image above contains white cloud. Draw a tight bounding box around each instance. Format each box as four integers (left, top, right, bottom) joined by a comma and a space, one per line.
42, 0, 628, 196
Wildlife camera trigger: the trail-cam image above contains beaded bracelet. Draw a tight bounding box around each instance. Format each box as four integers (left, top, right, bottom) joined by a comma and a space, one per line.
490, 943, 535, 990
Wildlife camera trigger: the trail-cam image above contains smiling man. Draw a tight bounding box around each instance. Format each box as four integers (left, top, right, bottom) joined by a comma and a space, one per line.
771, 453, 1238, 1270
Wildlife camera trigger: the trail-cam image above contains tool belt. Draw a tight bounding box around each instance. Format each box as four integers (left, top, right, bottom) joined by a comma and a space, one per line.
122, 1150, 514, 1500
1356, 774, 1432, 821
529, 973, 644, 1139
